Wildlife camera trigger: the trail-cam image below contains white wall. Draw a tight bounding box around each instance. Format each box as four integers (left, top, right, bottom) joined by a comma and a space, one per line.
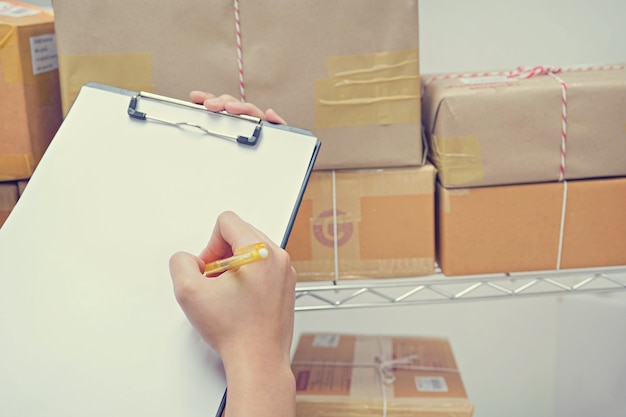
20, 1, 626, 416
419, 0, 626, 74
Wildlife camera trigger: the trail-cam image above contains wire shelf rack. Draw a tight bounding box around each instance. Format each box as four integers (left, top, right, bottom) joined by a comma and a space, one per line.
294, 266, 626, 311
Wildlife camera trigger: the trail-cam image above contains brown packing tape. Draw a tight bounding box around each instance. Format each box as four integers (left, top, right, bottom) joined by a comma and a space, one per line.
0, 154, 35, 181
0, 24, 21, 83
58, 53, 155, 115
0, 24, 16, 48
438, 186, 470, 214
430, 134, 484, 186
315, 50, 420, 128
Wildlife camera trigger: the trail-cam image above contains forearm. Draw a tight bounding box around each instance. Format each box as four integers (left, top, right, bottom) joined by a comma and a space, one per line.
222, 351, 296, 417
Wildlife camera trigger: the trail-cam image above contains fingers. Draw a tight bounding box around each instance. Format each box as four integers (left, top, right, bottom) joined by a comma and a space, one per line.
266, 108, 287, 125
205, 95, 266, 120
169, 251, 205, 304
198, 211, 275, 264
189, 91, 286, 123
189, 90, 215, 105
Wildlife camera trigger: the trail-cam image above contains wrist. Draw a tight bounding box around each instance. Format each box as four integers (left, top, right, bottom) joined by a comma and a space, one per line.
222, 340, 293, 381
221, 346, 296, 417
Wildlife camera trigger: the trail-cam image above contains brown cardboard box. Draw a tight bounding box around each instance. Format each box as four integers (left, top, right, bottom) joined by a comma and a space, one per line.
422, 66, 626, 188
437, 177, 626, 276
52, 0, 423, 170
0, 182, 19, 228
0, 1, 62, 181
286, 164, 436, 282
292, 333, 474, 417
17, 179, 27, 195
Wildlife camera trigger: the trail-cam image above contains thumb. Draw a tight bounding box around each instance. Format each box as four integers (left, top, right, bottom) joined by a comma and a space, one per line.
266, 108, 286, 125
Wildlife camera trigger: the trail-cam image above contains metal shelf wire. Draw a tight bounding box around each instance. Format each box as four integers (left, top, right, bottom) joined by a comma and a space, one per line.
294, 265, 626, 311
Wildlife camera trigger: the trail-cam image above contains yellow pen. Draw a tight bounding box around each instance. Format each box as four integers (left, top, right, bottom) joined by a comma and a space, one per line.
204, 242, 270, 276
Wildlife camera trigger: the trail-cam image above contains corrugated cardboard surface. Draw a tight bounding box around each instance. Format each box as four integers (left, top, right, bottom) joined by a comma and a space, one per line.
0, 1, 62, 181
0, 182, 19, 228
292, 333, 474, 417
422, 68, 626, 188
51, 0, 423, 170
286, 164, 436, 282
437, 177, 626, 276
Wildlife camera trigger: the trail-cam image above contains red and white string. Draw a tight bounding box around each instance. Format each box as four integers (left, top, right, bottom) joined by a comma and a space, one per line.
233, 0, 245, 102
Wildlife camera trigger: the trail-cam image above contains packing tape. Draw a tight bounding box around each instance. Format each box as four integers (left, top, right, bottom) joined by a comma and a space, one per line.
315, 50, 420, 128
0, 154, 35, 181
430, 134, 484, 186
0, 24, 16, 48
0, 24, 20, 83
58, 53, 155, 115
439, 186, 470, 214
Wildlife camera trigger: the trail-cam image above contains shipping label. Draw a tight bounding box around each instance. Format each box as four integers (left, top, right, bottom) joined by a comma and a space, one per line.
30, 34, 58, 75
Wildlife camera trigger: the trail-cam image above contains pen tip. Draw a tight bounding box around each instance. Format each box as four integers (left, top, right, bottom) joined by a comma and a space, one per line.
259, 248, 269, 259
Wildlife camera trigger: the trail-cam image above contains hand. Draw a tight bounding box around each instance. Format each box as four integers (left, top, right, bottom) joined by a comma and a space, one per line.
190, 91, 287, 125
169, 211, 296, 417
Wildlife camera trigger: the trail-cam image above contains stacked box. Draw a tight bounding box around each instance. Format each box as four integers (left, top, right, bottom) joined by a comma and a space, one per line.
422, 66, 626, 188
437, 178, 626, 276
52, 0, 424, 170
0, 1, 62, 181
422, 66, 626, 276
286, 164, 436, 281
292, 333, 474, 417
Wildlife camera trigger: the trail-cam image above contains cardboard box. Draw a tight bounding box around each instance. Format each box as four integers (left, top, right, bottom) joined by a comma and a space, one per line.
286, 165, 436, 282
292, 333, 474, 417
0, 1, 62, 181
17, 179, 27, 195
422, 66, 626, 188
437, 177, 626, 276
0, 182, 19, 228
52, 0, 423, 170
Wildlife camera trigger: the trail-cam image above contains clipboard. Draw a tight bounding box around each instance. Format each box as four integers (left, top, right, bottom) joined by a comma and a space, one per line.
0, 83, 320, 417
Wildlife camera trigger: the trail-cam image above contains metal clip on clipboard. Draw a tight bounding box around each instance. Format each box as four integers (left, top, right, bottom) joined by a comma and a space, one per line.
127, 91, 262, 146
